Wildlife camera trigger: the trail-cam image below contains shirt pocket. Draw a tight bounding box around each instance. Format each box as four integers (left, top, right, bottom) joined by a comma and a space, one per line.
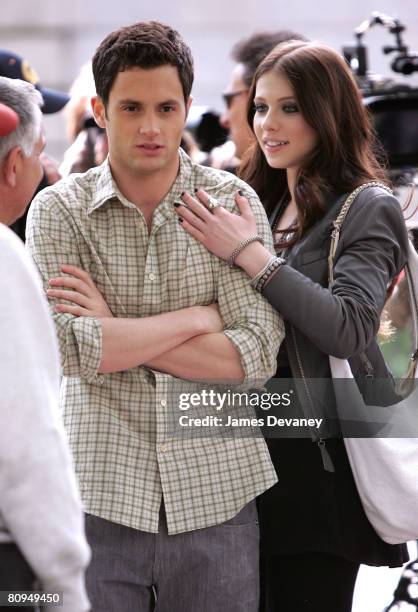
161, 230, 218, 310
181, 239, 218, 306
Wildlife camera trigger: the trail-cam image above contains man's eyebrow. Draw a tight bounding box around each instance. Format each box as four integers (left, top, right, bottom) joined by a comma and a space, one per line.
117, 98, 180, 105
158, 99, 180, 105
118, 99, 141, 105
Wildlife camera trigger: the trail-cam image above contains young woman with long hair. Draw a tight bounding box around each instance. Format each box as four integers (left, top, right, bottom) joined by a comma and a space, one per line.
175, 40, 409, 611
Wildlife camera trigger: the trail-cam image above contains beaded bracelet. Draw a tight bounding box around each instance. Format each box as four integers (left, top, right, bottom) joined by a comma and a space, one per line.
252, 257, 285, 293
250, 256, 276, 288
227, 235, 264, 268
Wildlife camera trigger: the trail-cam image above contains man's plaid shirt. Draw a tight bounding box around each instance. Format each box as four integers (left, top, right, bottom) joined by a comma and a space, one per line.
26, 149, 284, 534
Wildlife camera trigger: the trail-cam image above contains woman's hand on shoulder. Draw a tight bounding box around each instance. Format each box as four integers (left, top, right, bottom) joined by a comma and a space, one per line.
174, 188, 257, 261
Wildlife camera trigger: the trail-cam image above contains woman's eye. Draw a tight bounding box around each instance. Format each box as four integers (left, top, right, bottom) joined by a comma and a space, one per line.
254, 103, 268, 114
283, 104, 299, 113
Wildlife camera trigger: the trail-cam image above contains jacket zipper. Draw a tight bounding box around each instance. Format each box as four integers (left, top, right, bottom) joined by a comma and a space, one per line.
291, 326, 335, 473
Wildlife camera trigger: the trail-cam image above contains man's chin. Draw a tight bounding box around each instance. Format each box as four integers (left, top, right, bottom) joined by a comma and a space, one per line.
111, 151, 179, 178
130, 152, 181, 176
131, 160, 166, 176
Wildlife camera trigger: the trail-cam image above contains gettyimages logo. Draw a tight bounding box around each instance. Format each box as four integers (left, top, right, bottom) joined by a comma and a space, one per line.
165, 380, 328, 439
177, 388, 293, 411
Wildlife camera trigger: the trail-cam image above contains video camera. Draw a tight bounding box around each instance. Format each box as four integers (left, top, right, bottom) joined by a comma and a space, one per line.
343, 12, 418, 173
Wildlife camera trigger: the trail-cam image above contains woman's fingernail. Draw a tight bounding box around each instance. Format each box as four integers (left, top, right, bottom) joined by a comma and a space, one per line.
178, 218, 183, 223
194, 188, 198, 193
174, 202, 181, 208
238, 190, 243, 196
180, 191, 185, 197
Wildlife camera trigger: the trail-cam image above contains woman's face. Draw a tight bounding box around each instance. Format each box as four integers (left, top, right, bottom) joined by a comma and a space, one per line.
253, 70, 318, 173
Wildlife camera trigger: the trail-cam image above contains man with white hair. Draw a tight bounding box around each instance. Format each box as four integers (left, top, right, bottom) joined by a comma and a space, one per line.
0, 77, 90, 612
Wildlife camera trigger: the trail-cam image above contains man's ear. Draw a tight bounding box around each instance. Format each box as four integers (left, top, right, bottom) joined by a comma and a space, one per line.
2, 146, 21, 188
185, 96, 193, 121
91, 96, 107, 129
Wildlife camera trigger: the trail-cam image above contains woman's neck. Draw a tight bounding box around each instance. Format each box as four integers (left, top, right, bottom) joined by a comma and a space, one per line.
286, 167, 298, 201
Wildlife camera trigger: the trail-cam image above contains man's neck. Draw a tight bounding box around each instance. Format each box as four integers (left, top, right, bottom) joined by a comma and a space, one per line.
0, 188, 16, 225
108, 155, 180, 212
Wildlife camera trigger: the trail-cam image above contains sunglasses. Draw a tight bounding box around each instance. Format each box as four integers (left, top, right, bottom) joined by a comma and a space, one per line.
222, 89, 248, 109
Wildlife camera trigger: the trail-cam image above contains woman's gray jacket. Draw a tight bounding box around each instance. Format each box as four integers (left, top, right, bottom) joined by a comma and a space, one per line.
263, 185, 410, 442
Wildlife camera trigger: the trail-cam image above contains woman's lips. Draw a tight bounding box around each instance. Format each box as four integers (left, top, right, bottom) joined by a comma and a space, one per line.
263, 139, 290, 153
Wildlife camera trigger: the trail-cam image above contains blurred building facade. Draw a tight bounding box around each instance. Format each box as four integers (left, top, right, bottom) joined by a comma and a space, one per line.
2, 0, 418, 161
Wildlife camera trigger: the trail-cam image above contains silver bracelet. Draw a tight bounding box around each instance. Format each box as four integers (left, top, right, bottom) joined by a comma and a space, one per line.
250, 256, 277, 288
253, 257, 285, 292
227, 235, 264, 268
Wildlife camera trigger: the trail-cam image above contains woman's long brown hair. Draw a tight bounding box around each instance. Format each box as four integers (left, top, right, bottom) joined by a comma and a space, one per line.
240, 41, 388, 246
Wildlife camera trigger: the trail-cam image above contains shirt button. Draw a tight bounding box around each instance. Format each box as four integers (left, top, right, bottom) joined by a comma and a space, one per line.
160, 399, 167, 407
148, 273, 156, 281
159, 444, 167, 453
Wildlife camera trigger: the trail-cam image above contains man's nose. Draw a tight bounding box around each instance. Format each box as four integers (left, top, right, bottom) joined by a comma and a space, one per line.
139, 116, 161, 136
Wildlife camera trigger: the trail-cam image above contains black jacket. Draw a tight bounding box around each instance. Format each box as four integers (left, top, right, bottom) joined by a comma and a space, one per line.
258, 186, 409, 566
263, 186, 409, 436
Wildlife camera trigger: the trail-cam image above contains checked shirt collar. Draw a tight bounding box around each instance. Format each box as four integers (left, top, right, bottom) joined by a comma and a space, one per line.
87, 148, 193, 230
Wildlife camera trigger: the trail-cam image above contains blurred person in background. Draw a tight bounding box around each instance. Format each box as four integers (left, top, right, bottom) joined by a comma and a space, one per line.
60, 62, 108, 176
0, 77, 90, 611
211, 30, 307, 172
0, 49, 69, 240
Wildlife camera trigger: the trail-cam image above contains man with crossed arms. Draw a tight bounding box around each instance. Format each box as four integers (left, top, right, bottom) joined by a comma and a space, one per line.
27, 21, 283, 612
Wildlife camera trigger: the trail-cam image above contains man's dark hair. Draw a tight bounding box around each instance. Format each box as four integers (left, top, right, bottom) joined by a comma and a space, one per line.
92, 21, 194, 107
232, 30, 307, 89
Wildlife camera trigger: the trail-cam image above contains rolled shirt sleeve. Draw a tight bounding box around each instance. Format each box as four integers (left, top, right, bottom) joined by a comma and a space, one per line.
63, 315, 103, 382
218, 188, 284, 382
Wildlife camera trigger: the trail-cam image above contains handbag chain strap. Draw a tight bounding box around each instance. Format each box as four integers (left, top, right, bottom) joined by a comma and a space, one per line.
327, 181, 392, 286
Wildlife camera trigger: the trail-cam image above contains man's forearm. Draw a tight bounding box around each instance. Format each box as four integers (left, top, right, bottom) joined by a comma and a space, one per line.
146, 333, 245, 382
99, 308, 209, 373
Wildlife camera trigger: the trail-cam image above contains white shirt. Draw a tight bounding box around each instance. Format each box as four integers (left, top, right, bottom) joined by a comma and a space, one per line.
0, 223, 90, 611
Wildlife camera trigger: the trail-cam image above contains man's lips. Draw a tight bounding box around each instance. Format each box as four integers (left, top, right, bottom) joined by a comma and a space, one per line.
136, 143, 164, 150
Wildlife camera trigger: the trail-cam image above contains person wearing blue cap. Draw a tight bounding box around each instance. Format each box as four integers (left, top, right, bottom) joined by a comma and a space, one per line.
0, 49, 69, 114
0, 50, 68, 241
